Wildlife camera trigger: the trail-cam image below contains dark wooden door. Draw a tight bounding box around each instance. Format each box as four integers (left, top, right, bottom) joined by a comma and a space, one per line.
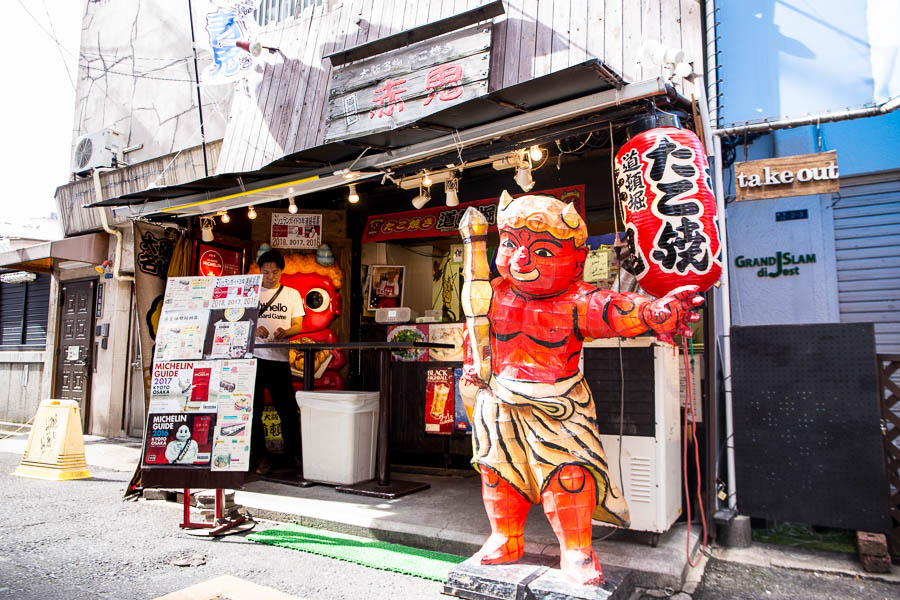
54, 280, 96, 429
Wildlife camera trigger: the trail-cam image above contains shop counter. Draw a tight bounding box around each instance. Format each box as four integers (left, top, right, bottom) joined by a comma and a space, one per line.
256, 341, 452, 498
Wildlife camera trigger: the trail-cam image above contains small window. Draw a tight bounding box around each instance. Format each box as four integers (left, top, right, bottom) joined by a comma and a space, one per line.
0, 273, 51, 349
255, 0, 322, 26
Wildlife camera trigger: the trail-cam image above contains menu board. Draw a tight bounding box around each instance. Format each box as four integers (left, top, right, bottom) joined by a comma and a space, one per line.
142, 275, 262, 472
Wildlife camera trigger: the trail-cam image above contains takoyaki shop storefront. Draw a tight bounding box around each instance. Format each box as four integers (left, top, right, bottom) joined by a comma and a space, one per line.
97, 69, 714, 526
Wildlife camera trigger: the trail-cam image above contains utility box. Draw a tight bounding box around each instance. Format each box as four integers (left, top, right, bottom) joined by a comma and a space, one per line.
581, 338, 682, 534
295, 391, 380, 485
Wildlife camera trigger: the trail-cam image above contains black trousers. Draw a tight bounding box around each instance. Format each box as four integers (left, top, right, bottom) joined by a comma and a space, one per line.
251, 358, 301, 463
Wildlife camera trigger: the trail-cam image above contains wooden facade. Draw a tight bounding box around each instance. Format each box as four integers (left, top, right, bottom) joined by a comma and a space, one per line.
56, 141, 221, 237
217, 0, 703, 174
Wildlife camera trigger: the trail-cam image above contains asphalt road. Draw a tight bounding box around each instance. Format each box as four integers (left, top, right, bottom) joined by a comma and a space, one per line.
0, 450, 446, 600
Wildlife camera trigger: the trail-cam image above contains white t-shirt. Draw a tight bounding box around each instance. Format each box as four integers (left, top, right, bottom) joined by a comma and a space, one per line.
254, 284, 305, 362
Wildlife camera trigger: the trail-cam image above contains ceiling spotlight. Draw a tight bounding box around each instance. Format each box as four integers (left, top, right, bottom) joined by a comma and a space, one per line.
444, 177, 459, 207
247, 205, 257, 220
200, 217, 215, 242
288, 197, 298, 214
514, 151, 535, 192
220, 210, 231, 223
422, 172, 433, 188
411, 185, 431, 209
529, 145, 544, 161
348, 183, 359, 204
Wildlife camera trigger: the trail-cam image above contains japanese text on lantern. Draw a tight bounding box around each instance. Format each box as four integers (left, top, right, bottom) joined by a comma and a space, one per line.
645, 136, 711, 275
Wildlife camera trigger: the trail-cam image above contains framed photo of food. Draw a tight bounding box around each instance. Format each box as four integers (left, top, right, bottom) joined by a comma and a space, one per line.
366, 265, 405, 312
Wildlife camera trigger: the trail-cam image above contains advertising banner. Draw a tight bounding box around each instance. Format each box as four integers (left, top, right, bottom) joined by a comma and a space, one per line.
362, 185, 585, 243
143, 413, 216, 467
271, 214, 322, 249
425, 367, 455, 435
196, 242, 243, 277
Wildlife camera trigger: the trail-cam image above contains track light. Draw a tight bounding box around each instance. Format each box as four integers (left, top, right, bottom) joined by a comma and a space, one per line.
422, 172, 433, 188
348, 183, 359, 204
444, 177, 459, 207
411, 185, 431, 209
514, 151, 535, 192
288, 197, 298, 214
529, 145, 544, 161
220, 210, 230, 223
200, 217, 215, 242
247, 205, 257, 220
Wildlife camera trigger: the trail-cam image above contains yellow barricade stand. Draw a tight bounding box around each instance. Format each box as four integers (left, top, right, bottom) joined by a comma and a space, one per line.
13, 399, 91, 481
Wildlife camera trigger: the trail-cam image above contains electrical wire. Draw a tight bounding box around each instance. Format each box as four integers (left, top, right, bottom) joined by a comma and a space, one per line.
682, 337, 709, 567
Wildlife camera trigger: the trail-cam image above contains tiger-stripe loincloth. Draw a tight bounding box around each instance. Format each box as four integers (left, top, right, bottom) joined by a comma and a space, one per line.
471, 373, 630, 527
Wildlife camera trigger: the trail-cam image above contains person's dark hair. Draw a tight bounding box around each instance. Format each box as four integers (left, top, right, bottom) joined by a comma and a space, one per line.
257, 249, 285, 270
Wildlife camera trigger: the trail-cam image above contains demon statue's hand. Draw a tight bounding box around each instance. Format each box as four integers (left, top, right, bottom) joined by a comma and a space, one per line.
642, 285, 704, 337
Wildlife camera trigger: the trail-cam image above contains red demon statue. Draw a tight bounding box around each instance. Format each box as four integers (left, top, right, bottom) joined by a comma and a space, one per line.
250, 253, 346, 389
458, 192, 702, 586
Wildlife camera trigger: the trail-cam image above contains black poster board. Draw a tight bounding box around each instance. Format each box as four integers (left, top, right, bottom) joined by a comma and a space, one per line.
731, 322, 889, 532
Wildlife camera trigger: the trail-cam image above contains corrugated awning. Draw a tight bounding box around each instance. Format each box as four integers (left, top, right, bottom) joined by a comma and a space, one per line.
92, 66, 685, 219
0, 233, 109, 273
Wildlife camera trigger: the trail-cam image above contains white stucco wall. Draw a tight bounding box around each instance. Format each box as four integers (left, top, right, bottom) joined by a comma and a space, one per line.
726, 194, 840, 326
72, 0, 233, 165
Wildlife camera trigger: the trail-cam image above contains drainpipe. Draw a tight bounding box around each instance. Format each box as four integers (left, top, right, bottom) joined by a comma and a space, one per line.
702, 0, 738, 512
92, 168, 135, 283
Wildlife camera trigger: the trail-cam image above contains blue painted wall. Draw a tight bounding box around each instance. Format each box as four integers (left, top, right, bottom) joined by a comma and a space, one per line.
717, 0, 900, 326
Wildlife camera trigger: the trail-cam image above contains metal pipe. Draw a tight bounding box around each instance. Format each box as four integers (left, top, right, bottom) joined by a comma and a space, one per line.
713, 96, 900, 137
92, 168, 135, 283
703, 0, 737, 511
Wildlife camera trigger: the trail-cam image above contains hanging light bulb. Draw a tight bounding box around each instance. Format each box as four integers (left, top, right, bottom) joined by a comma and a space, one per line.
247, 205, 257, 220
422, 172, 433, 188
220, 210, 231, 223
348, 183, 359, 204
288, 197, 298, 214
411, 185, 431, 209
444, 177, 459, 207
529, 145, 544, 161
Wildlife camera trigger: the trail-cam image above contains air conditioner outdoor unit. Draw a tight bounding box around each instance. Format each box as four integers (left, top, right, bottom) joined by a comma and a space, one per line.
71, 129, 121, 176
581, 337, 682, 536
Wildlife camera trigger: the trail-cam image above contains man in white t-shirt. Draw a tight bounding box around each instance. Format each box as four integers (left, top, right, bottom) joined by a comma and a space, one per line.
252, 249, 305, 475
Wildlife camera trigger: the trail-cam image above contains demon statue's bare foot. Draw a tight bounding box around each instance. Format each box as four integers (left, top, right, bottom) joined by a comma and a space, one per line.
559, 548, 604, 586
475, 532, 525, 564
477, 466, 531, 565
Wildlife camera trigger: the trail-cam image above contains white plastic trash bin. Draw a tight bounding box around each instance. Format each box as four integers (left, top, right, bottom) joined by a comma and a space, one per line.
295, 390, 380, 485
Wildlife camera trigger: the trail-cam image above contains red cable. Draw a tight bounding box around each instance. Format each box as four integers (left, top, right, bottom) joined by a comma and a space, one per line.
682, 337, 708, 567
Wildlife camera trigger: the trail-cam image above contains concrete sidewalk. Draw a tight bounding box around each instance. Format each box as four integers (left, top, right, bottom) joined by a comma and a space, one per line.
2, 433, 896, 592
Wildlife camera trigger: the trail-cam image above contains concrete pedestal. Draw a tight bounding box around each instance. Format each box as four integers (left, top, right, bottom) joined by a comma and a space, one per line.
443, 555, 634, 600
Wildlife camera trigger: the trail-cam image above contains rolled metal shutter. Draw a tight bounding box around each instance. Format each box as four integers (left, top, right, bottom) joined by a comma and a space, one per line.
833, 171, 900, 353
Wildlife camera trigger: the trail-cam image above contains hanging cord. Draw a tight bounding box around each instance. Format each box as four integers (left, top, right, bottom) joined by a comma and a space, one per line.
682, 336, 708, 567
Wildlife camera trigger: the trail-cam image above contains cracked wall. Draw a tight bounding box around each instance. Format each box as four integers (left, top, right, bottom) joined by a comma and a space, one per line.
72, 0, 233, 168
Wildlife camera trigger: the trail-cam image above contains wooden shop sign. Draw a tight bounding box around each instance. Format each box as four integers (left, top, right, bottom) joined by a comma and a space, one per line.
734, 150, 838, 201
324, 25, 491, 143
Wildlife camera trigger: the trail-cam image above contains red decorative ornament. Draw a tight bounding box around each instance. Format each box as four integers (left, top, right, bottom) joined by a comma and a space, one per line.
614, 122, 721, 298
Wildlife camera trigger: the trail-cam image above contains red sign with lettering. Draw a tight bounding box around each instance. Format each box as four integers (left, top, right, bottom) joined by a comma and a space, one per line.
362, 185, 585, 243
196, 243, 243, 277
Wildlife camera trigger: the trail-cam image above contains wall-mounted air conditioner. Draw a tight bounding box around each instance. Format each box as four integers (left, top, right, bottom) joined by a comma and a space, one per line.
581, 337, 682, 536
71, 129, 121, 176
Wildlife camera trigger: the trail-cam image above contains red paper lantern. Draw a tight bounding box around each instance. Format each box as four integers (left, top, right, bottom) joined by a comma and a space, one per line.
614, 122, 721, 298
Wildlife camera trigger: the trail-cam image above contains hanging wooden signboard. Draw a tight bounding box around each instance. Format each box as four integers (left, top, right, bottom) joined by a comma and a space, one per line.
734, 150, 839, 201
324, 25, 491, 143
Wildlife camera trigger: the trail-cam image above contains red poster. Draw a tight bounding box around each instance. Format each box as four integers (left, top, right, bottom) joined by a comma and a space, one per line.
196, 243, 243, 277
362, 185, 585, 243
425, 367, 455, 435
143, 413, 216, 467
189, 368, 211, 404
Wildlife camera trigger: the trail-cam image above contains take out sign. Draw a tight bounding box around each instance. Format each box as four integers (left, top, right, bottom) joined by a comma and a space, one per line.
734, 150, 838, 201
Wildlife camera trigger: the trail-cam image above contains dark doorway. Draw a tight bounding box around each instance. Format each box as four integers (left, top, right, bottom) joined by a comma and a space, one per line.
53, 279, 97, 431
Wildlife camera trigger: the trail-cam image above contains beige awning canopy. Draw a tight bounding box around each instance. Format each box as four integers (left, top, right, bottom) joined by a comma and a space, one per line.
0, 232, 109, 273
